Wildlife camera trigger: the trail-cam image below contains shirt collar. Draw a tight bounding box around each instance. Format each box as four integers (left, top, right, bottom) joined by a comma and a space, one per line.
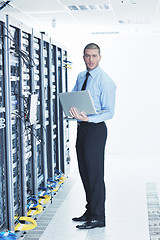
87, 66, 101, 78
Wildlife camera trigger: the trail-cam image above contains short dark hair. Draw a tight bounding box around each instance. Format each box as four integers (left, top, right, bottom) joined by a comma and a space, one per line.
84, 43, 101, 55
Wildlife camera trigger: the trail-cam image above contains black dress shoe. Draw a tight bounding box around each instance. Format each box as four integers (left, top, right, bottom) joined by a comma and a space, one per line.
76, 219, 105, 229
72, 212, 89, 222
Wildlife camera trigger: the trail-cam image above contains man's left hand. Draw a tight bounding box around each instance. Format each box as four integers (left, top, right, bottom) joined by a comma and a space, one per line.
69, 107, 89, 122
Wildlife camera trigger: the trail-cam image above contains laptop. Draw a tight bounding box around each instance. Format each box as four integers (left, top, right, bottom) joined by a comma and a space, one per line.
58, 90, 108, 119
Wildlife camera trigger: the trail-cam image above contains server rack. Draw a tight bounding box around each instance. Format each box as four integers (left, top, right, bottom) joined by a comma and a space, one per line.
0, 14, 70, 233
6, 17, 37, 219
32, 30, 43, 192
39, 33, 49, 187
62, 50, 70, 174
56, 46, 64, 172
20, 25, 35, 214
46, 40, 57, 179
0, 19, 7, 231
56, 47, 70, 174
51, 43, 60, 175
7, 17, 23, 223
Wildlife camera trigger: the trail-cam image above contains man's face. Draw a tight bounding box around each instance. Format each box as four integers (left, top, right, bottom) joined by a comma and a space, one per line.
83, 49, 101, 71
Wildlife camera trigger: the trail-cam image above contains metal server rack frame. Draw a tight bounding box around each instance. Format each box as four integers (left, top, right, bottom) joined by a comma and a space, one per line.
39, 33, 49, 188
3, 15, 17, 231
55, 45, 70, 174
55, 46, 65, 172
32, 29, 43, 195
46, 39, 56, 179
53, 44, 60, 172
0, 17, 7, 231
62, 49, 70, 175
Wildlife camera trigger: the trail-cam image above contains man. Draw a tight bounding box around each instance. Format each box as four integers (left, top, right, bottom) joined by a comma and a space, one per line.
69, 43, 116, 229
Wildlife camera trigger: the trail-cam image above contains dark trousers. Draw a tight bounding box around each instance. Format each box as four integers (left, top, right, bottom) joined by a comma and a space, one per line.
76, 121, 107, 221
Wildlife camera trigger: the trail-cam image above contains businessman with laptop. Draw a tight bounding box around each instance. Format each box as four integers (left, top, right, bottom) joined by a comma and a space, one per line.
69, 43, 116, 229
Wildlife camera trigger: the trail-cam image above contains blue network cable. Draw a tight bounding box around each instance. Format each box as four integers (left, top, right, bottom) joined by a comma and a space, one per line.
0, 231, 17, 240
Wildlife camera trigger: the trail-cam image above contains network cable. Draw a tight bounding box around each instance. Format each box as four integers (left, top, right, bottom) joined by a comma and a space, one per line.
27, 197, 39, 210
11, 93, 45, 144
0, 231, 17, 240
1, 26, 35, 68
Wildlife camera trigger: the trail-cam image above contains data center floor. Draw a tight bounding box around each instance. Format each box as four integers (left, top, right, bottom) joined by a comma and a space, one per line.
21, 153, 160, 240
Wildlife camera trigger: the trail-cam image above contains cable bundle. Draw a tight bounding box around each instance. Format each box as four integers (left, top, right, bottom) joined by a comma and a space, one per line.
1, 25, 35, 68
27, 197, 39, 210
47, 178, 59, 193
14, 217, 37, 232
63, 59, 72, 69
0, 231, 17, 240
54, 170, 67, 185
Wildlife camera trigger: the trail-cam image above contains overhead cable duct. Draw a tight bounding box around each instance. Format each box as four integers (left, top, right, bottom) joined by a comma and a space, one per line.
0, 1, 10, 10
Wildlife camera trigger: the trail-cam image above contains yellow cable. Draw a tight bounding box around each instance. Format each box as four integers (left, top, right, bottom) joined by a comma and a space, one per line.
27, 204, 43, 216
57, 175, 67, 185
52, 186, 59, 192
14, 216, 37, 231
58, 180, 64, 185
38, 194, 51, 204
60, 176, 67, 181
63, 64, 72, 69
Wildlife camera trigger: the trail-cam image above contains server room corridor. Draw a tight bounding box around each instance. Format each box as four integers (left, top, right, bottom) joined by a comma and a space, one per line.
1, 1, 160, 240
30, 152, 160, 240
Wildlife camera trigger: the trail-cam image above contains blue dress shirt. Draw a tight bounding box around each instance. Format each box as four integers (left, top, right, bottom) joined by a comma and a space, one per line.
72, 66, 116, 123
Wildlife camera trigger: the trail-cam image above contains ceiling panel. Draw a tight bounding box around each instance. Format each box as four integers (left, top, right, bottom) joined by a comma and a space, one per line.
70, 10, 116, 27
111, 0, 159, 23
0, 0, 160, 33
11, 0, 65, 12
30, 11, 76, 24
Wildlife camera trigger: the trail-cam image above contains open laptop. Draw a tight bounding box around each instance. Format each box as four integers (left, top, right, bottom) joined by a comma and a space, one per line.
58, 90, 108, 119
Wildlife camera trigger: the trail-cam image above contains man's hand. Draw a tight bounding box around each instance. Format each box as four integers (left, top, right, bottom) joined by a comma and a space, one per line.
69, 107, 89, 122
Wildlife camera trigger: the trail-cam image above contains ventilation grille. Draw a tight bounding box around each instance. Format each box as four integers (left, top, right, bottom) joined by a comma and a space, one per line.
67, 4, 110, 11
91, 31, 119, 35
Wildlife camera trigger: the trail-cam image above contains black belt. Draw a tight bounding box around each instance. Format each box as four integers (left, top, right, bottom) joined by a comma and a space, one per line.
77, 121, 104, 127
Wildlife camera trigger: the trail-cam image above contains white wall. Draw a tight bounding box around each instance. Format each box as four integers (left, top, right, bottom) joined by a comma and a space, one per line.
100, 35, 160, 154
52, 28, 160, 154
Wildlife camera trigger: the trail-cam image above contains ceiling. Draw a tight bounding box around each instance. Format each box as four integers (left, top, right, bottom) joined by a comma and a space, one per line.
1, 0, 160, 34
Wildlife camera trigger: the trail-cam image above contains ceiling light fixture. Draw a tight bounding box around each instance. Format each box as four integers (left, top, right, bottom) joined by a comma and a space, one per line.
67, 4, 110, 11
